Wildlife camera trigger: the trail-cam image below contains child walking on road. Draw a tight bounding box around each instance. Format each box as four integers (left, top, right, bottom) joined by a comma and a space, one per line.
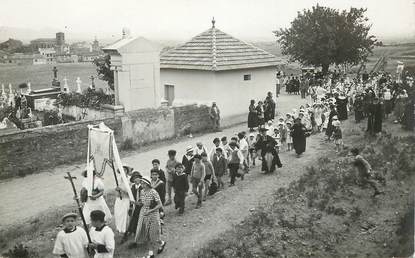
191, 154, 205, 208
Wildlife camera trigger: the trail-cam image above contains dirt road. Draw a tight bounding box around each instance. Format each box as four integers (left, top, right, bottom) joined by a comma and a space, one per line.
118, 126, 331, 257
0, 92, 309, 230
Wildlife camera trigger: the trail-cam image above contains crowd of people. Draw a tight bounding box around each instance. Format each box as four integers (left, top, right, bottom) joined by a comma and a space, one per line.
51, 67, 414, 258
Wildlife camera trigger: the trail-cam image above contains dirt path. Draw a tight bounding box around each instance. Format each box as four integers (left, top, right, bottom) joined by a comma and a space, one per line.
0, 92, 308, 230
117, 130, 331, 257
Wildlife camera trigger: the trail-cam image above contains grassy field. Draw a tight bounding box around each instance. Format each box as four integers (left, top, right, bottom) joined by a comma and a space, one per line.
0, 63, 108, 91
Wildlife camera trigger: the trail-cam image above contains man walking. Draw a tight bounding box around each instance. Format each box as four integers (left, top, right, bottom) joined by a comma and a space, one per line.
209, 102, 221, 131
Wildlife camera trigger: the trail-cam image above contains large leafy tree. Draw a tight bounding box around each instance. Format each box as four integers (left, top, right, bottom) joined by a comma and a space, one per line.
93, 54, 114, 90
275, 5, 377, 73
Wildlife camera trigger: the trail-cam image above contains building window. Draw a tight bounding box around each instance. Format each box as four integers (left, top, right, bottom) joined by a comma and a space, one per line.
243, 74, 251, 81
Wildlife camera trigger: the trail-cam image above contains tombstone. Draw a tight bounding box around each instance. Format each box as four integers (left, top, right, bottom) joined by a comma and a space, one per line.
27, 82, 32, 94
102, 34, 161, 112
90, 75, 96, 90
63, 77, 70, 93
76, 77, 82, 93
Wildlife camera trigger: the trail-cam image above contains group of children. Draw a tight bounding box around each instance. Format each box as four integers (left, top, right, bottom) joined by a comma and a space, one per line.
52, 130, 267, 258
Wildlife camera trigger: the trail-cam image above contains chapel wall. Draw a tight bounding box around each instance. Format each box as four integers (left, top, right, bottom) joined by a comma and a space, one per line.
0, 104, 212, 179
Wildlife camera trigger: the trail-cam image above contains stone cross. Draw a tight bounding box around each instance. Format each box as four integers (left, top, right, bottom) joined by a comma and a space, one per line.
76, 77, 82, 93
53, 66, 58, 80
90, 75, 95, 90
63, 77, 70, 93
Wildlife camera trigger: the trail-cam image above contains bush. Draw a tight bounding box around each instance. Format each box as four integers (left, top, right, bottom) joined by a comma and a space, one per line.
56, 88, 114, 109
43, 109, 63, 126
4, 243, 39, 258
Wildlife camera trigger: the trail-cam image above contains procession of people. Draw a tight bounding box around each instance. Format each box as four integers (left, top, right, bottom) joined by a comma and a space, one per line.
52, 66, 414, 258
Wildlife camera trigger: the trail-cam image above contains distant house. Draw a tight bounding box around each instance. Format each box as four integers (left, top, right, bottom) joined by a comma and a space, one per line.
38, 48, 56, 64
56, 54, 78, 63
5, 53, 47, 65
160, 20, 281, 120
30, 38, 56, 50
78, 52, 101, 62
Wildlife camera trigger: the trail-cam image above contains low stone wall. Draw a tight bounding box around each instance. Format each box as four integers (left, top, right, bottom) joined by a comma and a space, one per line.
0, 117, 122, 179
173, 104, 213, 136
0, 104, 215, 179
121, 108, 175, 146
62, 106, 115, 120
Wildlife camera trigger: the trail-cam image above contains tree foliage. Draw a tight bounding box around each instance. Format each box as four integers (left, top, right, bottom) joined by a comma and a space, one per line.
275, 5, 377, 73
93, 54, 114, 90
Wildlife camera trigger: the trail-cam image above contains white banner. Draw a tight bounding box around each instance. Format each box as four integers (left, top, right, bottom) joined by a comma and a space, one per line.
86, 123, 134, 200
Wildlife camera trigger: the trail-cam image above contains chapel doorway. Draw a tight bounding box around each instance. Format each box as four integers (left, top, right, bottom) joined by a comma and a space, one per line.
164, 84, 175, 106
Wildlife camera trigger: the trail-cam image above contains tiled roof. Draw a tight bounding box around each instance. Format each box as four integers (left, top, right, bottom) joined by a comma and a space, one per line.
160, 26, 281, 71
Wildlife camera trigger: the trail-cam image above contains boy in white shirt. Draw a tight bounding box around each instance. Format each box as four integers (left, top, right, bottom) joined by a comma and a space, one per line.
88, 210, 115, 258
53, 213, 89, 258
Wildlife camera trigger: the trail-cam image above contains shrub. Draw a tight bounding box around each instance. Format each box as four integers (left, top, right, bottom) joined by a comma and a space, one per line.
4, 243, 39, 258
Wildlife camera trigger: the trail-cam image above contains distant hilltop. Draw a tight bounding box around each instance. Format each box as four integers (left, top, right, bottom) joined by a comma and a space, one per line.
1, 25, 414, 46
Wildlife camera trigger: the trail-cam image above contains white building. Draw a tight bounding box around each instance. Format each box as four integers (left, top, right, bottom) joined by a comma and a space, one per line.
160, 20, 281, 122
38, 48, 56, 64
103, 21, 281, 124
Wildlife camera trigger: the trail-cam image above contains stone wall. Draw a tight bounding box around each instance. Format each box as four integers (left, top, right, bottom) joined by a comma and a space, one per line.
0, 117, 122, 179
0, 104, 214, 179
62, 106, 115, 120
173, 104, 213, 136
121, 108, 175, 146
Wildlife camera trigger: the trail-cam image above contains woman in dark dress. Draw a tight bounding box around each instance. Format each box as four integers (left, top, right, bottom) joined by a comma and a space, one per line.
291, 118, 307, 156
256, 101, 265, 128
123, 171, 143, 243
248, 99, 258, 131
336, 94, 348, 121
325, 105, 338, 139
372, 98, 383, 134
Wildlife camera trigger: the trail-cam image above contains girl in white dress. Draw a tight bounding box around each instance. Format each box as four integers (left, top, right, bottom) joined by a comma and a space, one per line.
81, 171, 112, 225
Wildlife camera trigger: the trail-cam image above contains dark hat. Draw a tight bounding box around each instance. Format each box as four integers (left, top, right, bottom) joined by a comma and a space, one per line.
259, 127, 269, 132
62, 212, 77, 222
150, 168, 160, 174
213, 137, 220, 144
151, 159, 160, 165
194, 154, 202, 159
229, 142, 237, 147
90, 210, 105, 222
122, 165, 134, 174
216, 147, 223, 152
221, 136, 227, 141
130, 171, 142, 182
168, 150, 177, 156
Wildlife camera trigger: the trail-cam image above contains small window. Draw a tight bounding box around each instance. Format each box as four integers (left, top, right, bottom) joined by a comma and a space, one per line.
243, 74, 251, 81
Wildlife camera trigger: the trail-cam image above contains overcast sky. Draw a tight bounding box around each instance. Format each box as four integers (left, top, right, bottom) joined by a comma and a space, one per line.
1, 0, 414, 41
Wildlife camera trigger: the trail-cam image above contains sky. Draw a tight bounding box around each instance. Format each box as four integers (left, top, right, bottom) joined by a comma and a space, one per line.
0, 0, 414, 42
